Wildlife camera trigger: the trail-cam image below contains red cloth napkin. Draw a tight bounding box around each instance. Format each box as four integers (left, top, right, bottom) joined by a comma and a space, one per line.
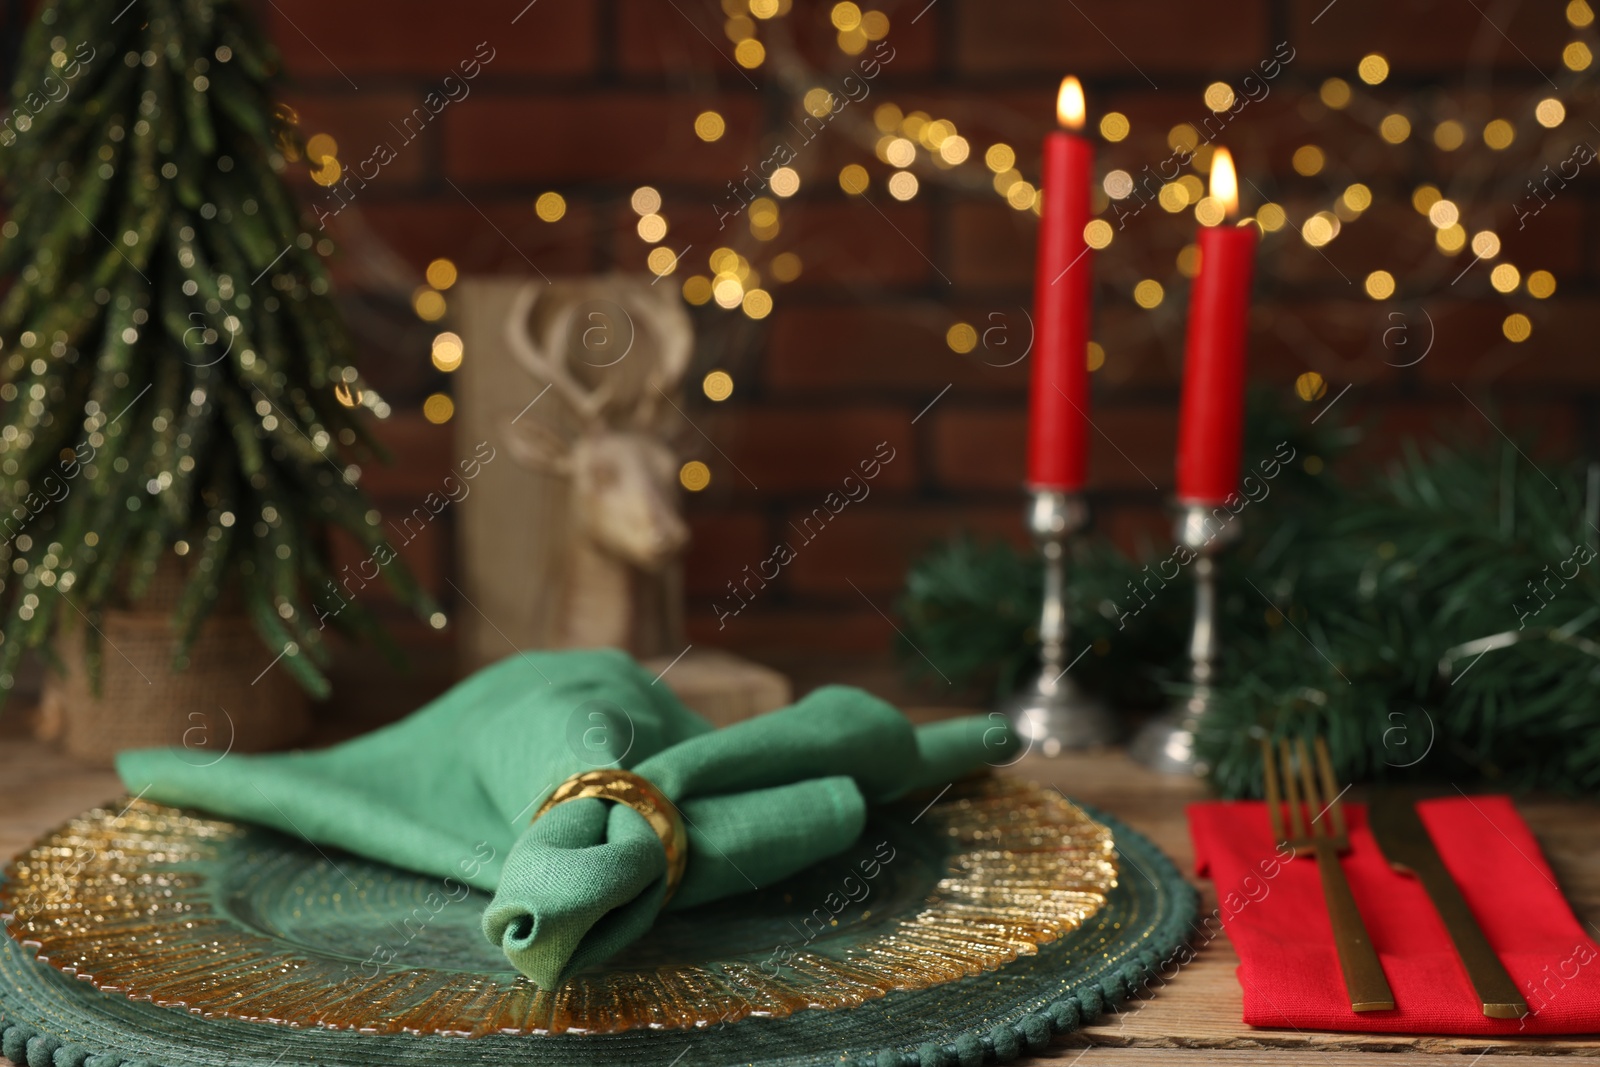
1188, 796, 1600, 1033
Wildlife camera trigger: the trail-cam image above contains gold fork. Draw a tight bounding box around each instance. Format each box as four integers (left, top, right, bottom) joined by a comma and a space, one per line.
1261, 737, 1395, 1012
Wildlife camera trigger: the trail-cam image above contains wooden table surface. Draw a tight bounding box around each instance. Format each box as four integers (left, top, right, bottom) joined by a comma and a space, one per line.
2, 736, 1598, 1064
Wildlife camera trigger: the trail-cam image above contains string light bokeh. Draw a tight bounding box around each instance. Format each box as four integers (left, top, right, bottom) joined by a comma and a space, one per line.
294, 0, 1596, 424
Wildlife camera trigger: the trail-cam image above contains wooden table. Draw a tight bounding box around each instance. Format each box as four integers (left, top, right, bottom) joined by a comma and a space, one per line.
2, 737, 1597, 1065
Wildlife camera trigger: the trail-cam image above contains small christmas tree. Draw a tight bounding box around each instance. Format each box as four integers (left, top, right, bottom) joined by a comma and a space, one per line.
0, 0, 435, 698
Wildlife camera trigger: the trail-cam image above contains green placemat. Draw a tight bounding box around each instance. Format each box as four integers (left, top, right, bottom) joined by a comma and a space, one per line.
0, 801, 1197, 1067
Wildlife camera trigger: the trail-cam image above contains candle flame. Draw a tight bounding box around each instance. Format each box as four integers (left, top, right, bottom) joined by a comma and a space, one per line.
1210, 147, 1239, 218
1056, 77, 1085, 130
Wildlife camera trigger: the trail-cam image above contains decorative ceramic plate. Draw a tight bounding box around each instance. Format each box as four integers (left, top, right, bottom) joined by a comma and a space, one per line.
0, 776, 1198, 1067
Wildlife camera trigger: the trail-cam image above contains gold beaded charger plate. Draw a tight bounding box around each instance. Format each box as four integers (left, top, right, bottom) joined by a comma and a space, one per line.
0, 776, 1199, 1067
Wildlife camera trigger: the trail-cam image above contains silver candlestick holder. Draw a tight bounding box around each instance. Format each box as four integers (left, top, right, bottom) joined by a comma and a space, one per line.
999, 489, 1117, 755
1130, 502, 1243, 774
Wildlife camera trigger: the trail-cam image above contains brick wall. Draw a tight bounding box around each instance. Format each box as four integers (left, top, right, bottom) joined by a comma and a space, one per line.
266, 0, 1597, 703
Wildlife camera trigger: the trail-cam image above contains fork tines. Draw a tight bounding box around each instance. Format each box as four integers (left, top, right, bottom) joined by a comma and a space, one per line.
1260, 736, 1348, 845
1258, 734, 1393, 1012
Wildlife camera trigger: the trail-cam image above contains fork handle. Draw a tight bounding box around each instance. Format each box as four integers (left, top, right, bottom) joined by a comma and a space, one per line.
1314, 840, 1395, 1012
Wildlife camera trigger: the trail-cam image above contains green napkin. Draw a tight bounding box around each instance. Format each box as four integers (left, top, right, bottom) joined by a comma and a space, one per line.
116, 648, 1016, 987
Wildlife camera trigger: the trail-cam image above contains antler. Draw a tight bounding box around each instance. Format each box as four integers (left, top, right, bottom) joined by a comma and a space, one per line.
632, 286, 694, 429
502, 417, 574, 476
505, 282, 611, 428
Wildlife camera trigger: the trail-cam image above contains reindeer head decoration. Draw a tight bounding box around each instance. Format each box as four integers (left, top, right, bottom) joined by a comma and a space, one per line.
501, 280, 692, 573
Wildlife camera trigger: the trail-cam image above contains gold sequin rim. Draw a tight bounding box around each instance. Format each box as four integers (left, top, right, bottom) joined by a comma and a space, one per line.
0, 776, 1117, 1036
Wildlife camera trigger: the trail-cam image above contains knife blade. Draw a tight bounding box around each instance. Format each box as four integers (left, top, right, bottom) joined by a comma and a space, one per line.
1369, 791, 1528, 1019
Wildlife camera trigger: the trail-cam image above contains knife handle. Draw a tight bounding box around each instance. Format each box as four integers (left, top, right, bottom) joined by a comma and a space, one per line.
1414, 857, 1529, 1019
1314, 841, 1395, 1012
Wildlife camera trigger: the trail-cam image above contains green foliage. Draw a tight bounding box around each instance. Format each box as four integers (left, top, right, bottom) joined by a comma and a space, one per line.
897, 535, 1040, 701
895, 535, 1183, 708
898, 397, 1600, 796
0, 0, 434, 698
1200, 440, 1600, 797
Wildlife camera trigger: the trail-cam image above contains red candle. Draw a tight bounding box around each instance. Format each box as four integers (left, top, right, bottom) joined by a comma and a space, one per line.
1176, 148, 1257, 504
1026, 76, 1094, 490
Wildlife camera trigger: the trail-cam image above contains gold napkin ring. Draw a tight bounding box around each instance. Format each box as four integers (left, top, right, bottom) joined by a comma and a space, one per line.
532, 769, 689, 905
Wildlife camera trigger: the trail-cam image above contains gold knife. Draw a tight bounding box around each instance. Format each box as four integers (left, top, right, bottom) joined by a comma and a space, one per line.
1369, 791, 1528, 1019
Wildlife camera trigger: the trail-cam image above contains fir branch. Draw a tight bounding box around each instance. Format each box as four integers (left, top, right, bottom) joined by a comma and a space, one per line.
0, 0, 436, 701
897, 397, 1600, 795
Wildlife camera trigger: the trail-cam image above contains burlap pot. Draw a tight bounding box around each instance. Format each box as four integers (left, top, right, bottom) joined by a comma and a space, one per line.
38, 563, 309, 766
